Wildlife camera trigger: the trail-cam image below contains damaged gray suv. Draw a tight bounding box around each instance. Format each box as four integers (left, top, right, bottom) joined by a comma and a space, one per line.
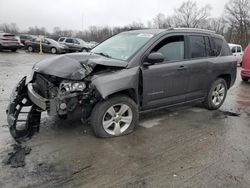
7, 28, 237, 141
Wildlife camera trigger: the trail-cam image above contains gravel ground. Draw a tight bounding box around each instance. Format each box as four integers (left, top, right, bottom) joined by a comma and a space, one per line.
0, 50, 250, 188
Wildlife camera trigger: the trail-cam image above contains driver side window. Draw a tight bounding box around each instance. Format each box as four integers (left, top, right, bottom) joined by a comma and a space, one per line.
152, 36, 185, 62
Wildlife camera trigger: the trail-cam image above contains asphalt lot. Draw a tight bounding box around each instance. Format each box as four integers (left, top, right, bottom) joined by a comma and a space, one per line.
0, 50, 250, 188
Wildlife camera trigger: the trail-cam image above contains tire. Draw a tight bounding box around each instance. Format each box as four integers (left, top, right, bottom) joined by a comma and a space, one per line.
90, 95, 138, 138
27, 46, 34, 52
51, 47, 57, 54
204, 78, 228, 110
81, 48, 88, 52
11, 48, 17, 52
242, 77, 249, 82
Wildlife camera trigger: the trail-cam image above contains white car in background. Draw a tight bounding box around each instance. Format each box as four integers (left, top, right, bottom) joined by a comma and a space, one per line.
228, 43, 244, 66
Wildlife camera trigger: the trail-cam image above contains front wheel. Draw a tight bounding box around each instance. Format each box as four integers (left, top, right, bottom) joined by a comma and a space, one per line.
204, 78, 227, 110
90, 95, 138, 138
51, 47, 57, 54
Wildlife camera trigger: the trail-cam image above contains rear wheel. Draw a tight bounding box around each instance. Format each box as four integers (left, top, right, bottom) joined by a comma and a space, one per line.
90, 95, 138, 138
204, 78, 227, 110
242, 77, 249, 82
27, 46, 34, 52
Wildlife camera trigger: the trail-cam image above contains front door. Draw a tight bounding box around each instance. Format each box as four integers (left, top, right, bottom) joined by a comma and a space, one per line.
142, 35, 189, 109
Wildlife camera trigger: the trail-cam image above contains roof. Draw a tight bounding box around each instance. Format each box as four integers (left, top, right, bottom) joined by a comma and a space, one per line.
125, 28, 219, 36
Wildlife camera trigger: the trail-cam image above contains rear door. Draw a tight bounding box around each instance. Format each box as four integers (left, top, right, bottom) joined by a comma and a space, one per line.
184, 35, 211, 100
141, 35, 190, 109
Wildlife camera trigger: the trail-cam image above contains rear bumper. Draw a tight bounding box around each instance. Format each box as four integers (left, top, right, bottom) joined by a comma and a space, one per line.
1, 44, 20, 49
241, 68, 250, 78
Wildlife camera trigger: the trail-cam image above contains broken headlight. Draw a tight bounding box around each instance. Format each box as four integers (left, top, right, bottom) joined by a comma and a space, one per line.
60, 81, 86, 93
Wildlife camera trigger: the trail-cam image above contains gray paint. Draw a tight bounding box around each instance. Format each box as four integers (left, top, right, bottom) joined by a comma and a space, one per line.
92, 67, 139, 99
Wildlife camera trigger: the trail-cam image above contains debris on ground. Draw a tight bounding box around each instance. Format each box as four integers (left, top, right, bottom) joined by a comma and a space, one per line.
213, 110, 240, 119
2, 144, 31, 168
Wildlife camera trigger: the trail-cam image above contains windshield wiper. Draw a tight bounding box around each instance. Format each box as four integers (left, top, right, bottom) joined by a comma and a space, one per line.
94, 52, 111, 58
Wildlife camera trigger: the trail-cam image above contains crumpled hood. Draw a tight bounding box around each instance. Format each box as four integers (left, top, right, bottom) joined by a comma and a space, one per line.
33, 52, 128, 80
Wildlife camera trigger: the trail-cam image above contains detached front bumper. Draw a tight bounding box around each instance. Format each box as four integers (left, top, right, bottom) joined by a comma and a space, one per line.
6, 77, 41, 141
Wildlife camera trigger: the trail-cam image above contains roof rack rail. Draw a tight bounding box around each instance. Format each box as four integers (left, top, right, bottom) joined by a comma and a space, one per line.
167, 28, 216, 33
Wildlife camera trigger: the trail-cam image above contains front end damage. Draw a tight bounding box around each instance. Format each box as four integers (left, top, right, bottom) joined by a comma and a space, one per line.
6, 53, 132, 141
7, 72, 98, 141
6, 77, 41, 142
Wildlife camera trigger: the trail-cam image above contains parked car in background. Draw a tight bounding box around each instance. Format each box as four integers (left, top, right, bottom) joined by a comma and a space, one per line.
20, 34, 35, 46
0, 32, 20, 52
89, 41, 99, 48
26, 37, 68, 54
228, 43, 244, 66
75, 38, 94, 51
58, 37, 90, 52
241, 43, 250, 82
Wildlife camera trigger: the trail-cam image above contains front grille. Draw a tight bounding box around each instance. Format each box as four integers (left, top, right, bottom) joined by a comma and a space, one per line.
32, 73, 50, 98
32, 73, 62, 99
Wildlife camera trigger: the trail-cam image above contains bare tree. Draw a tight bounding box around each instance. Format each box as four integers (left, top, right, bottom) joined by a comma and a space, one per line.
153, 13, 173, 29
173, 0, 211, 28
205, 17, 228, 35
26, 26, 48, 36
0, 23, 19, 34
225, 0, 250, 47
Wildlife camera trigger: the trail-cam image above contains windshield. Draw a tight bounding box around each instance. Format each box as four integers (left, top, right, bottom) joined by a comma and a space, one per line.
46, 38, 58, 44
76, 38, 86, 45
91, 32, 154, 61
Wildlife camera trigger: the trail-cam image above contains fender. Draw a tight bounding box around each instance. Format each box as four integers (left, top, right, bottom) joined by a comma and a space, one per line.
91, 67, 140, 99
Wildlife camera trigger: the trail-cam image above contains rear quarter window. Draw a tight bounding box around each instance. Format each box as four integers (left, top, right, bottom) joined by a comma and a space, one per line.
212, 37, 231, 56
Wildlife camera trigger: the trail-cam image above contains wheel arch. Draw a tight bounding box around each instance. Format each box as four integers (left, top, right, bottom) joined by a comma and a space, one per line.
217, 74, 231, 89
105, 88, 138, 104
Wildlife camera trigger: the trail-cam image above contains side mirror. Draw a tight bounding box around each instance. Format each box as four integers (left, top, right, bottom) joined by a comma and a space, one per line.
145, 52, 164, 65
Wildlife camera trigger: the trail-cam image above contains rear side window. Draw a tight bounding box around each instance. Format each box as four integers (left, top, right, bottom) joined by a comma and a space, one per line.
212, 37, 231, 56
73, 39, 80, 44
204, 36, 213, 56
189, 36, 206, 58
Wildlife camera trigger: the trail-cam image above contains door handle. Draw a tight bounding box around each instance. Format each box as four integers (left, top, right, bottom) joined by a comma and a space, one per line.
177, 65, 187, 71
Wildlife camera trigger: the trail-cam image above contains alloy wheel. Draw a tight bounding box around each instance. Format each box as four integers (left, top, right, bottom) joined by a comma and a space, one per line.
211, 83, 226, 106
102, 104, 133, 136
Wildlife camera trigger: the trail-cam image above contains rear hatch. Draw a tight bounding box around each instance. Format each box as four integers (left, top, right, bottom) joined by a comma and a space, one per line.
1, 34, 19, 45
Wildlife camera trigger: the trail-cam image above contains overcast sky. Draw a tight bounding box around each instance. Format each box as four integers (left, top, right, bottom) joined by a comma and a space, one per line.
0, 0, 228, 32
